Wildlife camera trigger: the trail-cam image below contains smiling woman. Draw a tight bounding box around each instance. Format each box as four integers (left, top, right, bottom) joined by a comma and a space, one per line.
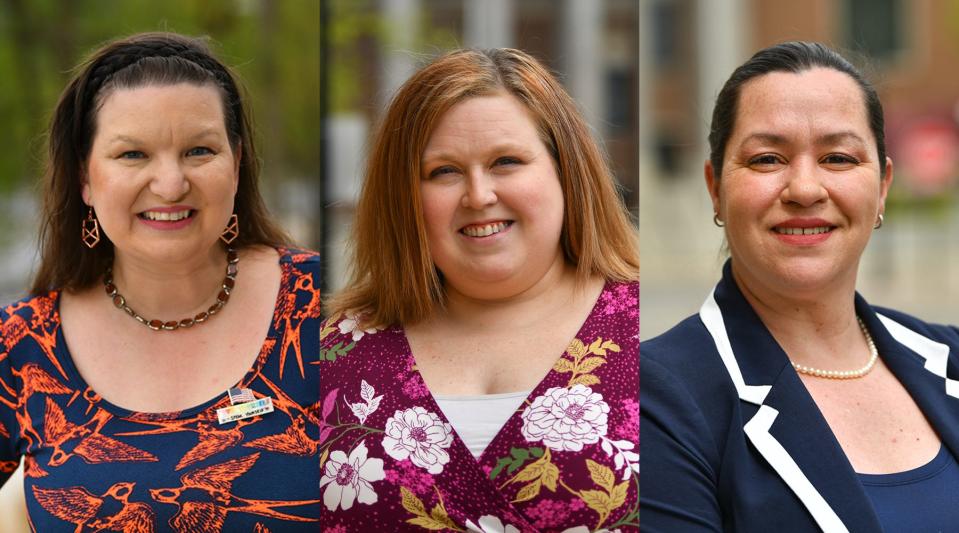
0, 32, 320, 531
642, 42, 959, 532
321, 49, 638, 531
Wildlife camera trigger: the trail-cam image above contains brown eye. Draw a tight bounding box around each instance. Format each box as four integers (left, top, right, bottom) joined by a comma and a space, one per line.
494, 156, 521, 166
427, 165, 458, 179
747, 154, 784, 170
820, 153, 859, 169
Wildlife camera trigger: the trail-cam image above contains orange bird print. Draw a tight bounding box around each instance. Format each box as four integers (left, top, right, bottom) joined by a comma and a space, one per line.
43, 400, 157, 467
32, 482, 156, 533
2, 299, 66, 380
274, 271, 321, 379
150, 453, 318, 531
244, 415, 317, 456
118, 416, 255, 471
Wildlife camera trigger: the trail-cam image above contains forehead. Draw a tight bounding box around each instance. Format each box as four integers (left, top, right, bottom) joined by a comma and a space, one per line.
731, 67, 873, 144
422, 92, 542, 156
93, 83, 227, 135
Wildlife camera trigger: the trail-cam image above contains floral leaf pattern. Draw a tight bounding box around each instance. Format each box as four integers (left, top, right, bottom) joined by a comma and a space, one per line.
319, 281, 638, 532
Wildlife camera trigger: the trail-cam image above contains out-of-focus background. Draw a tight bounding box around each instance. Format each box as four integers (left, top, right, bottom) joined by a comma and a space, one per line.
0, 0, 319, 528
641, 0, 959, 339
323, 0, 639, 293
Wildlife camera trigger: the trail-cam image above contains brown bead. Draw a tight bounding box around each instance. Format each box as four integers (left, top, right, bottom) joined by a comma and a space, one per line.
227, 250, 239, 263
208, 304, 221, 314
163, 321, 178, 329
113, 295, 125, 308
194, 312, 209, 322
217, 289, 229, 303
223, 277, 235, 290
179, 318, 195, 328
104, 283, 116, 295
148, 319, 163, 330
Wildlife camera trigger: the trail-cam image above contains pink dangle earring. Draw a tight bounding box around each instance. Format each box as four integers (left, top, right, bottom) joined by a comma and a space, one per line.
81, 207, 100, 248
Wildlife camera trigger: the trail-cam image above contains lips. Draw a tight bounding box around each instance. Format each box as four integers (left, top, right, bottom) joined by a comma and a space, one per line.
460, 220, 513, 238
773, 226, 832, 236
139, 209, 194, 221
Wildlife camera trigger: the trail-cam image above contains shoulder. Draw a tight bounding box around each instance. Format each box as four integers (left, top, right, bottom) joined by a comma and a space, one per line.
872, 305, 959, 346
642, 313, 740, 437
278, 246, 319, 267
1, 291, 59, 333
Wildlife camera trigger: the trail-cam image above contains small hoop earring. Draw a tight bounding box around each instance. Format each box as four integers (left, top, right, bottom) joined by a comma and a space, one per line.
713, 213, 724, 227
220, 213, 239, 244
874, 213, 884, 229
81, 207, 100, 249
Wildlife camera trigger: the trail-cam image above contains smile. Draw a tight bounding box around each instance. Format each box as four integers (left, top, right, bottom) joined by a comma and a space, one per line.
773, 226, 833, 235
139, 209, 193, 221
461, 221, 512, 238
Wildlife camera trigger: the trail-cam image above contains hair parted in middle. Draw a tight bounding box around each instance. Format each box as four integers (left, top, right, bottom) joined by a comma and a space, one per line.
328, 47, 639, 328
31, 31, 290, 295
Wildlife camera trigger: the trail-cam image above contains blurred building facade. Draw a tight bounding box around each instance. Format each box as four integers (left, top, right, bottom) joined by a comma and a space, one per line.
325, 0, 639, 294
642, 0, 959, 338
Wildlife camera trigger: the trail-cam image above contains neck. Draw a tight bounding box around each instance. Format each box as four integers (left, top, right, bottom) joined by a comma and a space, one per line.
109, 246, 228, 320
730, 260, 867, 368
439, 256, 582, 331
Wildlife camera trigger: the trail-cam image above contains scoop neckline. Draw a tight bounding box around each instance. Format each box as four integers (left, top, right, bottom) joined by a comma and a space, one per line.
858, 445, 950, 486
51, 248, 291, 420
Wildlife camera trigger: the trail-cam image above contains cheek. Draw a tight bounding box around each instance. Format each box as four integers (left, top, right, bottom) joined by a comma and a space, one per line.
419, 187, 455, 241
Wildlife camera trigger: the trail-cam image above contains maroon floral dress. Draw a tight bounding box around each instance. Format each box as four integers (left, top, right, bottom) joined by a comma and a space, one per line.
320, 281, 638, 532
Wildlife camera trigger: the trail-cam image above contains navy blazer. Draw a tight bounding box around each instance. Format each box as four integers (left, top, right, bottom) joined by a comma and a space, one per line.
641, 262, 959, 532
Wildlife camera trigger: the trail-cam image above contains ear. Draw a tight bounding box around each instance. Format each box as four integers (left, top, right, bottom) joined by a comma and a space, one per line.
705, 160, 721, 217
878, 156, 894, 215
232, 145, 242, 196
81, 170, 92, 207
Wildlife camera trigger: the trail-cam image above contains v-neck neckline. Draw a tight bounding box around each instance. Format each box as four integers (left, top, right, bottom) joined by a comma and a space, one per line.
395, 279, 611, 465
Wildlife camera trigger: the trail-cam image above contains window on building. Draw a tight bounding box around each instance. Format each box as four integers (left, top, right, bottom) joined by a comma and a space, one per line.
844, 0, 903, 62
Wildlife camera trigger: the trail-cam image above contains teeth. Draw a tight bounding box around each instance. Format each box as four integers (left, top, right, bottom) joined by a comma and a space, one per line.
142, 210, 191, 221
775, 226, 831, 235
462, 221, 509, 238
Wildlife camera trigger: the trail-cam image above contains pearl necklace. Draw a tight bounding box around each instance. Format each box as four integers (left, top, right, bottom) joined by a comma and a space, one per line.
103, 249, 239, 331
791, 317, 879, 379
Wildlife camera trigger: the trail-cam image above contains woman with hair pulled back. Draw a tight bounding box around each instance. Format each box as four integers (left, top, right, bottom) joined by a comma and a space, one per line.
0, 33, 320, 530
321, 49, 638, 530
643, 41, 959, 531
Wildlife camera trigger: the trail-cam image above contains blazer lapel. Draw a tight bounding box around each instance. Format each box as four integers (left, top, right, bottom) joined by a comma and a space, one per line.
868, 309, 959, 467
699, 266, 882, 532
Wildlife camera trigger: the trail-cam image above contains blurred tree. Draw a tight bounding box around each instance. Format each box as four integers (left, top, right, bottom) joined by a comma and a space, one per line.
0, 0, 319, 191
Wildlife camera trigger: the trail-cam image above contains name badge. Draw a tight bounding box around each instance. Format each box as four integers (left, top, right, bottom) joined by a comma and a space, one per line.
217, 397, 274, 424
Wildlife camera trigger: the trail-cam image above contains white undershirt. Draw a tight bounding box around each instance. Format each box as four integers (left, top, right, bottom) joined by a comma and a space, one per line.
433, 390, 532, 458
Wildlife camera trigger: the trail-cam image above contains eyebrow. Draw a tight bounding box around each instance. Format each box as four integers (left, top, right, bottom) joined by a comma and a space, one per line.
106, 128, 225, 145
421, 143, 535, 164
739, 131, 868, 147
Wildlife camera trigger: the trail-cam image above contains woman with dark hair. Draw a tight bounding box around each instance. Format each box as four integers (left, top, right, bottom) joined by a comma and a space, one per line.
0, 32, 319, 530
642, 41, 959, 531
321, 48, 638, 531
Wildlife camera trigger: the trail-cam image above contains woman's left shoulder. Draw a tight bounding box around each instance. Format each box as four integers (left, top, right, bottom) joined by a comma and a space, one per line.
871, 305, 959, 348
275, 246, 319, 266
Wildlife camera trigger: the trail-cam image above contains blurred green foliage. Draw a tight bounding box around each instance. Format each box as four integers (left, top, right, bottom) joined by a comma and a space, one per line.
0, 0, 319, 191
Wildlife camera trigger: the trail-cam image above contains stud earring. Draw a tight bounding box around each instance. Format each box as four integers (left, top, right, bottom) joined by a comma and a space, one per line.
220, 213, 239, 244
82, 207, 100, 248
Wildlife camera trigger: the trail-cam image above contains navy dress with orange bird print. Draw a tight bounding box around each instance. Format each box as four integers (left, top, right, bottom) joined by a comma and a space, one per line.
0, 248, 320, 532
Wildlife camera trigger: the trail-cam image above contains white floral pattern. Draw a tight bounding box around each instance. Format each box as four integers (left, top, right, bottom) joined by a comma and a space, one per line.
347, 379, 383, 425
465, 515, 521, 533
521, 385, 610, 452
382, 406, 454, 474
320, 440, 385, 511
337, 313, 379, 341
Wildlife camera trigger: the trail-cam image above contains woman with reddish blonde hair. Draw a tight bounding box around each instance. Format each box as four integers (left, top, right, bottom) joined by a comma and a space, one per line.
321, 48, 638, 531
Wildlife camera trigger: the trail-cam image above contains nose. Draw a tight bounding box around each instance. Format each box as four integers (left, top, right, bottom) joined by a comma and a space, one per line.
461, 168, 497, 209
148, 155, 190, 201
780, 158, 827, 207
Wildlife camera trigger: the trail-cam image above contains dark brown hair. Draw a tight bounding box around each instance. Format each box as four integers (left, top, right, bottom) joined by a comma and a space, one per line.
31, 32, 290, 295
328, 48, 639, 328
